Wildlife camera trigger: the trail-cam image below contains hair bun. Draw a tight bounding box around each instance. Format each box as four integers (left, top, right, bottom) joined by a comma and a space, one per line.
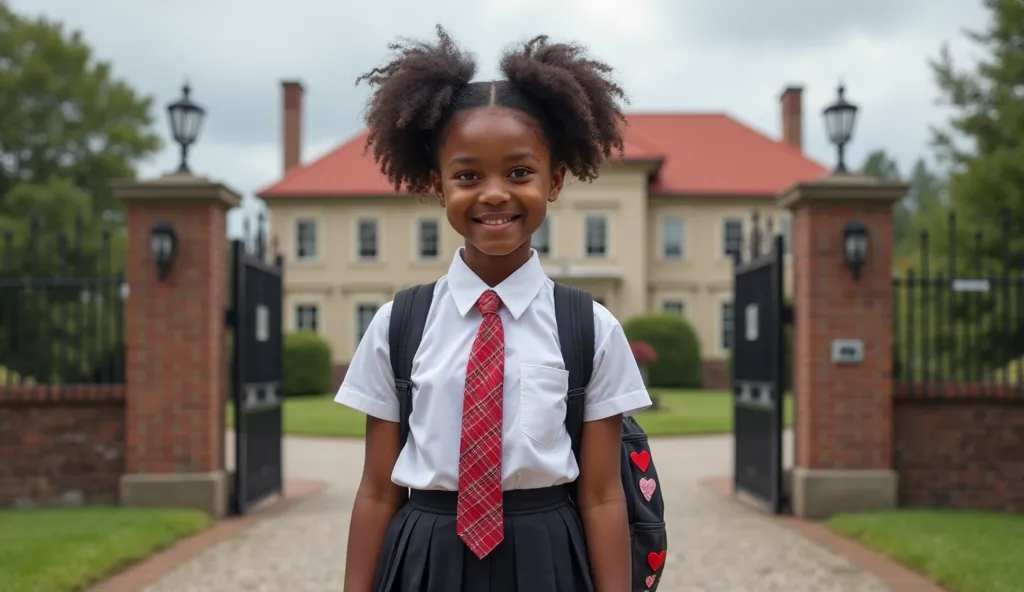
356, 25, 478, 192
499, 35, 628, 181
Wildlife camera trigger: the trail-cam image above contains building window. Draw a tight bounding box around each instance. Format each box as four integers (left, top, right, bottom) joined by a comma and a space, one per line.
662, 300, 684, 315
295, 304, 319, 332
356, 304, 379, 343
662, 217, 684, 259
720, 301, 735, 350
585, 215, 607, 258
533, 218, 550, 257
418, 219, 439, 259
723, 218, 743, 258
357, 219, 378, 260
295, 219, 317, 261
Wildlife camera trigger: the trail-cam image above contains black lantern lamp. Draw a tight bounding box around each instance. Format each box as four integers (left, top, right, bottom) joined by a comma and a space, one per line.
150, 221, 178, 281
823, 82, 858, 173
842, 219, 868, 280
167, 82, 206, 174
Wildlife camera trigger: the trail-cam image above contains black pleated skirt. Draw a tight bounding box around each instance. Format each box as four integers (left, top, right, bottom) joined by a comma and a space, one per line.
373, 485, 594, 592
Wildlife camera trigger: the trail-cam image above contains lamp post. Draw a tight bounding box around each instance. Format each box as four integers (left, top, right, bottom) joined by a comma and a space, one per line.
842, 219, 868, 281
822, 82, 858, 174
167, 82, 206, 174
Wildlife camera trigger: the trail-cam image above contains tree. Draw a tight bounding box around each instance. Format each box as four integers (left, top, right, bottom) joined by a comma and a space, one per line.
915, 0, 1024, 377
0, 2, 158, 383
0, 0, 162, 215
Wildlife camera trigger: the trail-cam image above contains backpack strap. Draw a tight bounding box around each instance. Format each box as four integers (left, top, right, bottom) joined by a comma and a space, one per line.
553, 282, 595, 461
388, 282, 437, 449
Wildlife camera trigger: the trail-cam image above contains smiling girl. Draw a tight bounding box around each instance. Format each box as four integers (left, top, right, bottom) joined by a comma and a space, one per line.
336, 25, 652, 592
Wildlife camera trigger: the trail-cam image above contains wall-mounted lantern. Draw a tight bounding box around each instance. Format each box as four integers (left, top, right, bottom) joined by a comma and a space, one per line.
842, 219, 868, 280
150, 220, 178, 281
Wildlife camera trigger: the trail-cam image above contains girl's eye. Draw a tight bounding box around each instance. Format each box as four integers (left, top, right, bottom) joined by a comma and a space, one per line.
509, 167, 533, 179
454, 171, 478, 182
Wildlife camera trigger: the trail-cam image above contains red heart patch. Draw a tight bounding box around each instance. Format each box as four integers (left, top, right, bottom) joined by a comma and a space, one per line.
648, 550, 666, 571
630, 450, 651, 472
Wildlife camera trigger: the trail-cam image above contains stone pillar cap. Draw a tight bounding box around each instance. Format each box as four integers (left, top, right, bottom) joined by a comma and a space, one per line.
111, 172, 242, 208
777, 172, 908, 210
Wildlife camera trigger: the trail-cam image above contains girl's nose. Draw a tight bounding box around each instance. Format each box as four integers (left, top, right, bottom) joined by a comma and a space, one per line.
478, 184, 511, 205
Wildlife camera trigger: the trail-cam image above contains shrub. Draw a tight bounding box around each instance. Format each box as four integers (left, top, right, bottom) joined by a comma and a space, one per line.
284, 330, 332, 396
622, 313, 702, 388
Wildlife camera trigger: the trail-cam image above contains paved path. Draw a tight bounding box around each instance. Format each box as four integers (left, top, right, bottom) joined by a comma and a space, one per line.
143, 433, 890, 591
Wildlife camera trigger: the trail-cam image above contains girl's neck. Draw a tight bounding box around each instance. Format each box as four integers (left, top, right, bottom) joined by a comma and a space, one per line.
462, 241, 533, 287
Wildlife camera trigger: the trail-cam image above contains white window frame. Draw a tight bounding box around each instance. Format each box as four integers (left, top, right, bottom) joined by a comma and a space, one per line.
356, 218, 379, 261
355, 303, 379, 345
722, 218, 743, 258
295, 304, 319, 332
417, 218, 440, 260
295, 219, 317, 262
584, 215, 608, 258
661, 217, 685, 260
662, 300, 685, 315
720, 300, 735, 351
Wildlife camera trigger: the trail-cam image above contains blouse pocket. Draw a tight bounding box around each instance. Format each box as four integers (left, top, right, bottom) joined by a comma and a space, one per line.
519, 363, 569, 448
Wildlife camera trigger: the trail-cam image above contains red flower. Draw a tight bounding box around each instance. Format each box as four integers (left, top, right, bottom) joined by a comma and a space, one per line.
630, 341, 658, 366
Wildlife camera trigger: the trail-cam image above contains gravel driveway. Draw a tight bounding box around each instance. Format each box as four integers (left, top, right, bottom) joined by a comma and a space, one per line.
142, 433, 889, 591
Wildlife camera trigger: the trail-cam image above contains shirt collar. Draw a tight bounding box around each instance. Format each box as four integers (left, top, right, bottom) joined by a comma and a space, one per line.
446, 247, 547, 320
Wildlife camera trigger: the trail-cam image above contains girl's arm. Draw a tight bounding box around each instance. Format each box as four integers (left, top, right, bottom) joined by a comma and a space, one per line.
576, 413, 631, 592
343, 415, 406, 592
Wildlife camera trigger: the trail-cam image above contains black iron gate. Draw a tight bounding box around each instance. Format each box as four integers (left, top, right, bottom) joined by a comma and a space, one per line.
227, 235, 284, 515
732, 228, 790, 514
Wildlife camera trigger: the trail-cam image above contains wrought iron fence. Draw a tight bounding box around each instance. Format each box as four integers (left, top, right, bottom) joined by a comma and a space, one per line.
0, 215, 126, 394
893, 210, 1024, 399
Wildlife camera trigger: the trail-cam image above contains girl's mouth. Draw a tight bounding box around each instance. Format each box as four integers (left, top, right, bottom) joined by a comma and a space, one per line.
474, 214, 522, 229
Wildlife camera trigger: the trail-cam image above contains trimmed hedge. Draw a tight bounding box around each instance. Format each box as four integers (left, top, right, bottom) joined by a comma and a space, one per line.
622, 313, 702, 388
284, 330, 333, 396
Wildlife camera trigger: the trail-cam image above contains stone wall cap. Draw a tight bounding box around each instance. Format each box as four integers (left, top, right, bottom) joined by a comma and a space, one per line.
111, 172, 242, 208
777, 172, 909, 210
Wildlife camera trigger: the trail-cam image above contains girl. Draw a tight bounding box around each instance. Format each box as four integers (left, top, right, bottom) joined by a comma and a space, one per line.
336, 25, 652, 592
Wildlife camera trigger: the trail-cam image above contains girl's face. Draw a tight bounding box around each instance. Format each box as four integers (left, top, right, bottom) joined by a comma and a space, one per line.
431, 107, 565, 266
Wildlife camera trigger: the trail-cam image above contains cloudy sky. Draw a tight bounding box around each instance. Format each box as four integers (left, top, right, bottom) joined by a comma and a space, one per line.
14, 0, 989, 237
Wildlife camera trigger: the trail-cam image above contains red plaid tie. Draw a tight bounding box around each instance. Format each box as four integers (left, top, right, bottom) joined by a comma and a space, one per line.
457, 289, 505, 559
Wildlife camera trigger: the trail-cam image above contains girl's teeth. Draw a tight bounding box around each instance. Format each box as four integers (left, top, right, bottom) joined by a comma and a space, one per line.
483, 218, 512, 225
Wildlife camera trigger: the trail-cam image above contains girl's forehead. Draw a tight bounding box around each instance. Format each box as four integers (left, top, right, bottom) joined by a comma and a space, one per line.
443, 107, 548, 156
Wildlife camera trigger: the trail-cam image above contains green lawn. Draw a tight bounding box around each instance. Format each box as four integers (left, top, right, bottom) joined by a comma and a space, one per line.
829, 509, 1024, 592
230, 389, 793, 438
0, 506, 211, 592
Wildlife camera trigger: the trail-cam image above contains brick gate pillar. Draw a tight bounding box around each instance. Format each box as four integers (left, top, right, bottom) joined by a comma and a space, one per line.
778, 174, 908, 520
111, 173, 240, 518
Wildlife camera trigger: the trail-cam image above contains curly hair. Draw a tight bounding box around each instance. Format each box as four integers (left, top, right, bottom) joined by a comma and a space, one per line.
355, 25, 629, 194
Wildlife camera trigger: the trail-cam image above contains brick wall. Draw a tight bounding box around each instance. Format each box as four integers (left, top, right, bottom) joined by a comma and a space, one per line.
0, 386, 125, 508
894, 385, 1024, 513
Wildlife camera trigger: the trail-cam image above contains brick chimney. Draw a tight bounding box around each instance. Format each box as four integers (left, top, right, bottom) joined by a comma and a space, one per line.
780, 85, 803, 151
282, 80, 304, 173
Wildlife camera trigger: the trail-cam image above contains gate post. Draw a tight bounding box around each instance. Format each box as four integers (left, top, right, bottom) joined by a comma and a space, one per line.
778, 174, 907, 520
111, 172, 240, 519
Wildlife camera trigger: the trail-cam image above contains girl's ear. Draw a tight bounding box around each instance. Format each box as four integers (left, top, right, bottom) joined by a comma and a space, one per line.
548, 163, 567, 203
430, 170, 445, 206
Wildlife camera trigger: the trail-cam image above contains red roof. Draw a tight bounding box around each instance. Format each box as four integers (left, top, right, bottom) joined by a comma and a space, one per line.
257, 113, 828, 199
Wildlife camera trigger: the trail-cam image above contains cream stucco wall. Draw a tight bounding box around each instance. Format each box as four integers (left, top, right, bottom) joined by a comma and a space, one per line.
266, 164, 792, 365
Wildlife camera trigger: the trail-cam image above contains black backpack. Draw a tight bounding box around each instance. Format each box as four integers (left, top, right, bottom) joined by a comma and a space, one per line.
388, 281, 669, 592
